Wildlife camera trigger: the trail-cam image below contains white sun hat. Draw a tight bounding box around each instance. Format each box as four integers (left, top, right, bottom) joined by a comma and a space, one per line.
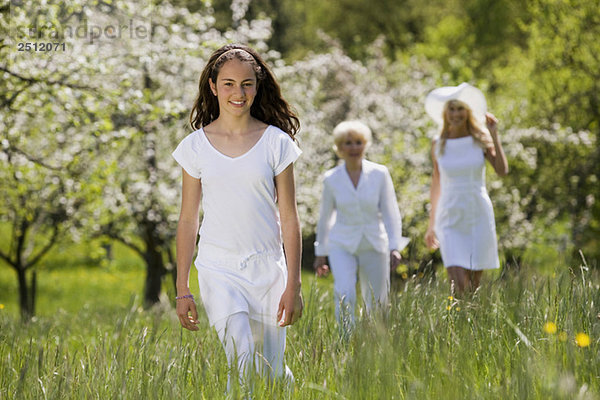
425, 82, 487, 127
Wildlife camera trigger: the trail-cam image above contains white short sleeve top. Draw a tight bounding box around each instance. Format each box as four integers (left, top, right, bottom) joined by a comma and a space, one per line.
172, 125, 301, 255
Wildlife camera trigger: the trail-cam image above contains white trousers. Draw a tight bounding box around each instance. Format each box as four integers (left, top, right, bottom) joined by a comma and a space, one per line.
213, 312, 292, 389
329, 237, 389, 327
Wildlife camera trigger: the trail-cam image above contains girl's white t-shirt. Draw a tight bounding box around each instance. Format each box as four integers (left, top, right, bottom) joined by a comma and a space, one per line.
172, 125, 302, 256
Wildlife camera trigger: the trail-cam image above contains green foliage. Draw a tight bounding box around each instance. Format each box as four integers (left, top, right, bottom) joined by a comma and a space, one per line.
2, 0, 600, 322
0, 265, 598, 399
1, 0, 278, 313
414, 15, 477, 82
0, 240, 146, 316
210, 0, 443, 60
525, 0, 600, 131
497, 0, 600, 260
206, 0, 599, 263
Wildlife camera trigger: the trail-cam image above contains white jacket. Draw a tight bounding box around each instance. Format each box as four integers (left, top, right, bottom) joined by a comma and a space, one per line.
314, 159, 410, 256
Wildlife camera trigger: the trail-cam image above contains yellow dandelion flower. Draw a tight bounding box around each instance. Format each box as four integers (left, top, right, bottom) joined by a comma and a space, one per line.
575, 332, 591, 348
446, 305, 452, 311
396, 265, 408, 274
543, 321, 557, 334
447, 296, 454, 301
401, 272, 408, 280
558, 331, 568, 342
0, 304, 4, 310
456, 307, 461, 311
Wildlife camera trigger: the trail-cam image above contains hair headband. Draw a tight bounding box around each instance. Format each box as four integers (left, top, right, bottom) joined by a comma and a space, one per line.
215, 48, 256, 64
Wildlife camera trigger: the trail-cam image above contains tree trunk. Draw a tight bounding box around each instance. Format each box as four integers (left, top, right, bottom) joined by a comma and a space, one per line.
143, 247, 166, 308
167, 247, 177, 298
30, 270, 37, 316
16, 267, 33, 320
500, 250, 523, 280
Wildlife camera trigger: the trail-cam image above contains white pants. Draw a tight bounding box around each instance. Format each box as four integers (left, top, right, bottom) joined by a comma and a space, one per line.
329, 237, 389, 328
213, 312, 292, 389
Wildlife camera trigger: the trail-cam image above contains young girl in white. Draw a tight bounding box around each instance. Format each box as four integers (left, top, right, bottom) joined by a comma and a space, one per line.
172, 44, 303, 388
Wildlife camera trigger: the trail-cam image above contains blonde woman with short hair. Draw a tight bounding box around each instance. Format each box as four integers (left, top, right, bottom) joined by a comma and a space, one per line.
313, 120, 409, 332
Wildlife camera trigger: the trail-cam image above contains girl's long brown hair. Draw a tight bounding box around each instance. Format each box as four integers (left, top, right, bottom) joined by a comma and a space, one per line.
189, 44, 300, 141
438, 100, 492, 155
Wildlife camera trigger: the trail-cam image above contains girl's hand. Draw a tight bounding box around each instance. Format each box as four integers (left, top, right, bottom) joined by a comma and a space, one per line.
313, 256, 330, 277
277, 285, 303, 327
425, 226, 439, 250
176, 296, 199, 331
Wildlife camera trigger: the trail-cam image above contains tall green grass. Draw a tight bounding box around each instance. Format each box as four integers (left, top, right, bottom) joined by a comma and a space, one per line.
1, 263, 598, 399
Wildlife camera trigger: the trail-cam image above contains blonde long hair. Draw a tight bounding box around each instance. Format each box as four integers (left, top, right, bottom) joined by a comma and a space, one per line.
438, 100, 492, 155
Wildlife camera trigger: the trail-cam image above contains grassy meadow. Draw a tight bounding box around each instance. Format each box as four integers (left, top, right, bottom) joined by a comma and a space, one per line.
0, 245, 599, 399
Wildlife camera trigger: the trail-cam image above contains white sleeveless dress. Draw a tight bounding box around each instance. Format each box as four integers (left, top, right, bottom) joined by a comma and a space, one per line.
434, 136, 500, 270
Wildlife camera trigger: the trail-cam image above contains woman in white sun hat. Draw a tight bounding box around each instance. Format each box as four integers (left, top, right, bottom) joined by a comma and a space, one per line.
424, 83, 508, 294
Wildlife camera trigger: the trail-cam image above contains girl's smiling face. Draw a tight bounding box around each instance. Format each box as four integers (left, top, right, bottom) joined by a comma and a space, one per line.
210, 58, 257, 117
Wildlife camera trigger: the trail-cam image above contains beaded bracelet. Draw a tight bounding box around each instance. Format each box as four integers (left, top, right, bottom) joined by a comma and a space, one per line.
175, 294, 194, 300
